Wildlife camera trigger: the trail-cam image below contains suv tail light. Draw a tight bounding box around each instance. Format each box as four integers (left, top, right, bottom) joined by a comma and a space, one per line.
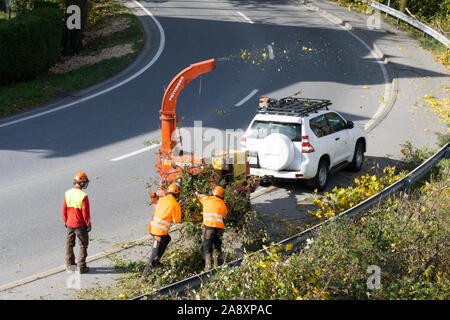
301, 136, 315, 153
241, 137, 246, 149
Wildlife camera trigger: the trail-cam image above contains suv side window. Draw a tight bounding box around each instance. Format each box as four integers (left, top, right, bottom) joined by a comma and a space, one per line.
325, 112, 347, 133
309, 114, 333, 138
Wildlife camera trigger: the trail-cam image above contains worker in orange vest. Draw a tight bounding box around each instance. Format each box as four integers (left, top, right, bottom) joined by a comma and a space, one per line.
62, 172, 91, 274
196, 186, 228, 271
144, 183, 181, 273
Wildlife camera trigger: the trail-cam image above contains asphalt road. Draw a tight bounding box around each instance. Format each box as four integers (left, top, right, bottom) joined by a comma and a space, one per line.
0, 0, 391, 286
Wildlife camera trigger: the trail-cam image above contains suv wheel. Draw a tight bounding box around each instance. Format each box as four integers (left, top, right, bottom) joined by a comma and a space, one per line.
349, 141, 364, 172
310, 159, 328, 191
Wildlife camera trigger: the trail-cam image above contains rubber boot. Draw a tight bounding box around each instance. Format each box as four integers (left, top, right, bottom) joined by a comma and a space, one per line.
204, 253, 212, 271
213, 249, 222, 268
79, 266, 90, 274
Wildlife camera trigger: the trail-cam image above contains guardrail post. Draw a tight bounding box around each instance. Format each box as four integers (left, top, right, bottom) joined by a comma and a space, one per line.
402, 177, 412, 199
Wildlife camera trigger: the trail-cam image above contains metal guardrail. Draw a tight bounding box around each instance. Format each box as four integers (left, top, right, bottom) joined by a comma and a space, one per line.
132, 143, 449, 300
369, 1, 450, 48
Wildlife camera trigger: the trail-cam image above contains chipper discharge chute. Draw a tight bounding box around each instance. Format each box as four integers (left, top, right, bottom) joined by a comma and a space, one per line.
149, 59, 259, 204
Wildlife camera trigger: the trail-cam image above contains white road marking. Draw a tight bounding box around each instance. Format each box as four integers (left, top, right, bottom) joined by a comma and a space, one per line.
235, 89, 259, 107
267, 45, 275, 59
110, 144, 160, 162
237, 11, 254, 24
0, 1, 165, 129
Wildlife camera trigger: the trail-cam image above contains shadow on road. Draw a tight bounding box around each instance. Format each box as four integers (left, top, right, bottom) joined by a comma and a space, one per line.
251, 154, 403, 241
86, 267, 117, 275
0, 5, 446, 160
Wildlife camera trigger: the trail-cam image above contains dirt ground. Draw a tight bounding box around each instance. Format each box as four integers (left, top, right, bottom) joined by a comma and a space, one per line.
50, 16, 134, 74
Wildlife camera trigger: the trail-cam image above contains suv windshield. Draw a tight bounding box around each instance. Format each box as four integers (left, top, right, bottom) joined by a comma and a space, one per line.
247, 121, 301, 141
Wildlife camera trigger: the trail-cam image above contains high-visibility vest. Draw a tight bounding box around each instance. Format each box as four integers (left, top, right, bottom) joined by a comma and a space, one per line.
63, 186, 91, 228
198, 195, 227, 229
149, 194, 181, 235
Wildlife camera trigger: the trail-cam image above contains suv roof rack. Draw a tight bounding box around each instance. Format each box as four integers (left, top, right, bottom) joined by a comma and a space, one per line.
257, 96, 332, 117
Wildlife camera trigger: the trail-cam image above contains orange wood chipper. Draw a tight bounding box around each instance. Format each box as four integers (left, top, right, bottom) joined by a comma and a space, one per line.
150, 58, 260, 204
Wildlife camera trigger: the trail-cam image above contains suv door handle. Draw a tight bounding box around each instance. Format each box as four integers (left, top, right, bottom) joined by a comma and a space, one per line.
335, 137, 340, 141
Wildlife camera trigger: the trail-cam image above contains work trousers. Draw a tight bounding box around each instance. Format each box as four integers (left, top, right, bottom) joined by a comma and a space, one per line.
202, 226, 223, 254
149, 234, 171, 265
66, 227, 89, 268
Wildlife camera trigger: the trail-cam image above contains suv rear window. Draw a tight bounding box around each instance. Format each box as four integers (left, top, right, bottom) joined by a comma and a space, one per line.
247, 121, 301, 141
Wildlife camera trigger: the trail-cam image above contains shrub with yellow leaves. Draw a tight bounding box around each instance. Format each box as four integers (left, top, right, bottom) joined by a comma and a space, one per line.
435, 50, 450, 69
309, 166, 405, 221
421, 94, 450, 124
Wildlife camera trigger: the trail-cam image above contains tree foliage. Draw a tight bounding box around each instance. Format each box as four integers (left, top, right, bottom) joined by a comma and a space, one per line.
0, 2, 63, 84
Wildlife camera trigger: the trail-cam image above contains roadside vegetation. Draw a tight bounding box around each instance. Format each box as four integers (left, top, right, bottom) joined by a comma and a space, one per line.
332, 0, 449, 68
0, 0, 144, 117
77, 166, 268, 300
173, 143, 449, 300
0, 11, 15, 19
76, 140, 448, 300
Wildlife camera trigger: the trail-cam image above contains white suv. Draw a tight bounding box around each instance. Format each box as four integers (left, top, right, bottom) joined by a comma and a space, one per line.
241, 96, 367, 190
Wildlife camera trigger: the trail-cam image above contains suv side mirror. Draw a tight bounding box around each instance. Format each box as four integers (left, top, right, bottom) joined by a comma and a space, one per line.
346, 120, 354, 129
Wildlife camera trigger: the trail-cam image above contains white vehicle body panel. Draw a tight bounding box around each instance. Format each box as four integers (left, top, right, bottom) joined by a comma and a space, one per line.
243, 108, 367, 181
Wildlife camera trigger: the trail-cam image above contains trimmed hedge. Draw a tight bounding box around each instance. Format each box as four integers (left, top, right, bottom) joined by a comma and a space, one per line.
0, 2, 63, 85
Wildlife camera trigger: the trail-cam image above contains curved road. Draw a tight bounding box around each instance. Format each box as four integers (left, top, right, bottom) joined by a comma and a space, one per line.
0, 0, 390, 286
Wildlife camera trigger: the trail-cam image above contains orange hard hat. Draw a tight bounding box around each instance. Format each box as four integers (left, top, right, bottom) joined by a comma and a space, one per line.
73, 172, 89, 183
212, 186, 225, 198
167, 183, 180, 195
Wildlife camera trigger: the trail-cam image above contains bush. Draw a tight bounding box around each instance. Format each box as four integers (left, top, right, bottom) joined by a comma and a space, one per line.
10, 0, 34, 15
173, 165, 268, 249
334, 0, 450, 32
0, 2, 63, 84
183, 168, 449, 300
309, 165, 405, 221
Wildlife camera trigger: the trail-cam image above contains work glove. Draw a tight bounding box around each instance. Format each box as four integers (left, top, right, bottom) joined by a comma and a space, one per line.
86, 226, 92, 232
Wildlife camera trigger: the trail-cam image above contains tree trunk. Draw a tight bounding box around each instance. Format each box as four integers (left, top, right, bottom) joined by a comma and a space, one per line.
399, 0, 408, 13
62, 0, 90, 55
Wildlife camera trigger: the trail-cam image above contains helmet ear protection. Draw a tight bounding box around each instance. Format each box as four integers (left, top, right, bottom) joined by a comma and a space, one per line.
167, 183, 180, 198
74, 181, 89, 189
212, 186, 225, 199
73, 172, 89, 189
